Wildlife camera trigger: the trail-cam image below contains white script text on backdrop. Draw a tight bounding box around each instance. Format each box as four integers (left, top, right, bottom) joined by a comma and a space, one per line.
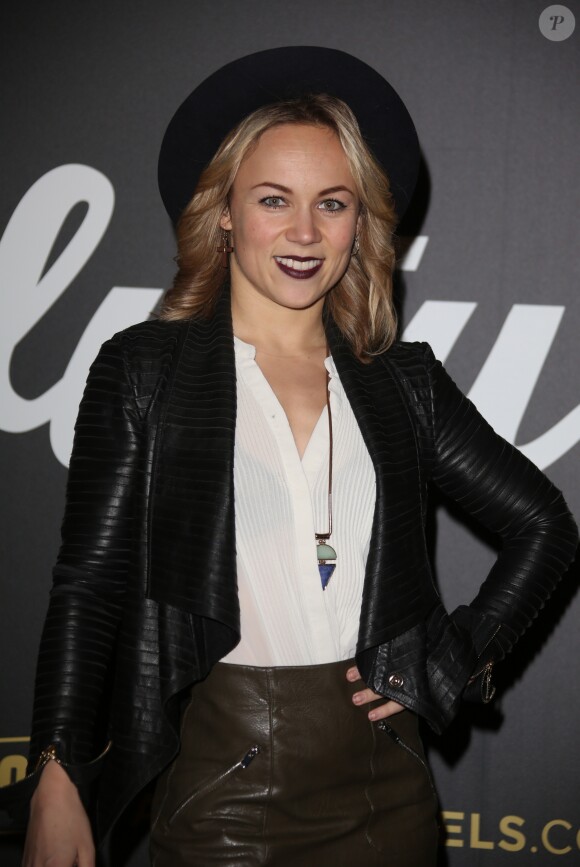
1, 165, 578, 468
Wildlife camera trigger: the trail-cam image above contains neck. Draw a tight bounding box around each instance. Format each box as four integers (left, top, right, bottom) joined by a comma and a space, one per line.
231, 288, 327, 357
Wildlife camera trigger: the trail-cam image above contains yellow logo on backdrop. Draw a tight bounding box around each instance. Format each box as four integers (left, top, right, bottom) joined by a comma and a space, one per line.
442, 811, 580, 856
0, 738, 29, 787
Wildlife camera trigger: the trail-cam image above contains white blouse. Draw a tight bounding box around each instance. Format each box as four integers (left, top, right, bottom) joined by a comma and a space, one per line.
221, 336, 376, 666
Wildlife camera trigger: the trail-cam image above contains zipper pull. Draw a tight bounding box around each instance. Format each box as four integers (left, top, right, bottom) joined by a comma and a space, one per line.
481, 661, 496, 703
34, 744, 64, 773
239, 745, 261, 769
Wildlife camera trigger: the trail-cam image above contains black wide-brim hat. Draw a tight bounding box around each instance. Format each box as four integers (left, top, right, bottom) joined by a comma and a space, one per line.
158, 46, 420, 226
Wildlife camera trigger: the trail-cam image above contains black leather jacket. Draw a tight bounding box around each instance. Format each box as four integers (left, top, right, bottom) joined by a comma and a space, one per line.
26, 291, 578, 845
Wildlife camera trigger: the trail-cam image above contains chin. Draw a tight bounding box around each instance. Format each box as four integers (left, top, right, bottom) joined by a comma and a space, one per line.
270, 277, 334, 306
274, 290, 329, 311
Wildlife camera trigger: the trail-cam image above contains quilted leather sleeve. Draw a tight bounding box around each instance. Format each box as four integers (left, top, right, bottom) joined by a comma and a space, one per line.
28, 333, 145, 770
424, 343, 579, 665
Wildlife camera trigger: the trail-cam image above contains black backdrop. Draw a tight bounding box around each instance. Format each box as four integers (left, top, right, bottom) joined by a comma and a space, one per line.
1, 2, 579, 864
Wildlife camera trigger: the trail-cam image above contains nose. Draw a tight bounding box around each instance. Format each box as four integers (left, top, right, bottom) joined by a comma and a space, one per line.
285, 206, 322, 245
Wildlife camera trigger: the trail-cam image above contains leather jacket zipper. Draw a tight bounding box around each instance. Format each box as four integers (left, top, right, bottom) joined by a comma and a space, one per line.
477, 623, 501, 663
469, 624, 501, 702
33, 740, 112, 775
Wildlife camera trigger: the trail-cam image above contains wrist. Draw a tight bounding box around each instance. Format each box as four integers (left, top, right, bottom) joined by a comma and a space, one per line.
32, 759, 79, 802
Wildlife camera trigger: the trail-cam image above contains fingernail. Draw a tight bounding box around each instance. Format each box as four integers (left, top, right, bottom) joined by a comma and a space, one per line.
353, 693, 362, 704
368, 711, 377, 721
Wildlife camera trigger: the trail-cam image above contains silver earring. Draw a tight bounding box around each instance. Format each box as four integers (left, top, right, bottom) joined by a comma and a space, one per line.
351, 235, 360, 257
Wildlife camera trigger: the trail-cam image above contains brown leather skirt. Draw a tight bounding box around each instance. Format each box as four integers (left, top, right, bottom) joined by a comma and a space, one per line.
150, 659, 439, 866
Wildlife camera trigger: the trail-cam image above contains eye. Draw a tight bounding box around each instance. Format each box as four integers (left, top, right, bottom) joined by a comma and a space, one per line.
260, 196, 286, 208
318, 199, 347, 212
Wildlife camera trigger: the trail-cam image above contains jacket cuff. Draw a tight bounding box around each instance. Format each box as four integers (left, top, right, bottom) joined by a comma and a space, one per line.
450, 604, 517, 704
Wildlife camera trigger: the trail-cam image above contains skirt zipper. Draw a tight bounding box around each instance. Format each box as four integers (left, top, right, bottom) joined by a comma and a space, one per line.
167, 744, 261, 825
377, 721, 437, 796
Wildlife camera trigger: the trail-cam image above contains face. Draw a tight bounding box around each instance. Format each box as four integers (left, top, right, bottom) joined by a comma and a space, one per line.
221, 123, 360, 315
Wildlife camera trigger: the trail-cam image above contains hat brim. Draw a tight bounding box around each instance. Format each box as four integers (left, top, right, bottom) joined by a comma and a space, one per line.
158, 46, 420, 226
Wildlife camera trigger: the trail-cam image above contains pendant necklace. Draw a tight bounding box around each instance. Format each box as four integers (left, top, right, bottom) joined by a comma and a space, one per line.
316, 368, 337, 590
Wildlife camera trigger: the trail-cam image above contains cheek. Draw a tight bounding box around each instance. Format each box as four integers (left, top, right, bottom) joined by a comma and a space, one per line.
333, 228, 357, 256
234, 216, 274, 250
239, 230, 270, 260
333, 217, 358, 247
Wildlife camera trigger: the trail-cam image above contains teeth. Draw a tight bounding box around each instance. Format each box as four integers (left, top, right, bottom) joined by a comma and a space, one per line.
275, 257, 321, 271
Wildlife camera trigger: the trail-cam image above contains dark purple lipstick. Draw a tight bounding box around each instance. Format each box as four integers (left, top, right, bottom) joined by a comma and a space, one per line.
274, 255, 323, 279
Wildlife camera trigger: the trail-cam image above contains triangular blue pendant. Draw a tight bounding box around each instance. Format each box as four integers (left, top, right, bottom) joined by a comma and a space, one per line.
318, 563, 336, 590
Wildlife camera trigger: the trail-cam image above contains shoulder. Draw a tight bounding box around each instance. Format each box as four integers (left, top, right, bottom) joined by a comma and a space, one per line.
91, 319, 192, 416
109, 317, 189, 349
102, 318, 191, 371
384, 340, 435, 360
381, 340, 437, 383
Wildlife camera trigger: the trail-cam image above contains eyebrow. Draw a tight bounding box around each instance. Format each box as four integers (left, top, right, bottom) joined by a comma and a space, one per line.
251, 182, 355, 196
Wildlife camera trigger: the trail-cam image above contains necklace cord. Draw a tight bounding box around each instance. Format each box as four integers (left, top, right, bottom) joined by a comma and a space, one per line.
315, 366, 333, 541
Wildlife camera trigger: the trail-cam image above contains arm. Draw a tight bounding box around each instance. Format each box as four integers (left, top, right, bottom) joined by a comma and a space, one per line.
425, 343, 578, 676
348, 342, 578, 718
22, 333, 143, 864
29, 332, 144, 768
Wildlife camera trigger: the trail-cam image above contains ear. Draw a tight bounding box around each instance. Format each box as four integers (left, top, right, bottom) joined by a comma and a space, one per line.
220, 207, 232, 231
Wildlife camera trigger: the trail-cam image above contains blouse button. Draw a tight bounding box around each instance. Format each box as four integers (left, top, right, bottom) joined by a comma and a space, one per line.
388, 673, 404, 689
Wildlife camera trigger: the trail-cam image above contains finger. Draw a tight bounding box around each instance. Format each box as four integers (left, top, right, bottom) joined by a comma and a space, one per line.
351, 686, 407, 720
352, 687, 381, 706
346, 665, 361, 681
368, 700, 406, 721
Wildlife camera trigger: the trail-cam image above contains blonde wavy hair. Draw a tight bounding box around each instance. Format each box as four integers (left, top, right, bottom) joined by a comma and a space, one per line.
159, 93, 399, 360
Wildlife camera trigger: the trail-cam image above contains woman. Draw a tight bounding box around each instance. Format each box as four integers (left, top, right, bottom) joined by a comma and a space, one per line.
18, 47, 578, 867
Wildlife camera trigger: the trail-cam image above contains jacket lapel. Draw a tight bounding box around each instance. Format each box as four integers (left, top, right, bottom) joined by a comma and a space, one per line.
148, 289, 240, 640
326, 320, 438, 651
